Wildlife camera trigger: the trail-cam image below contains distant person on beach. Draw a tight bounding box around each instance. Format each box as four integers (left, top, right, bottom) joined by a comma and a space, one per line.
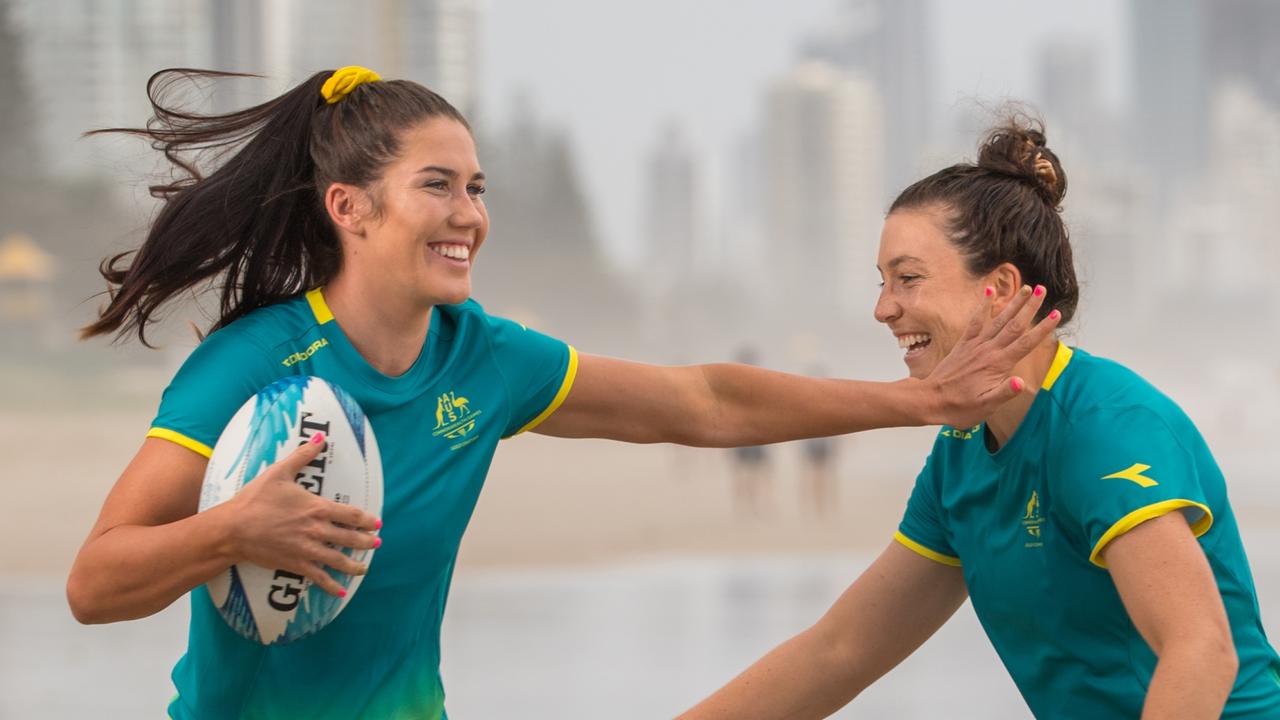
799, 366, 838, 519
729, 347, 772, 517
680, 116, 1280, 720
65, 67, 1058, 719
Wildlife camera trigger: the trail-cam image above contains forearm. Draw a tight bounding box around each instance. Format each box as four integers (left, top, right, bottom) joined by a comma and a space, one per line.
66, 503, 238, 624
537, 356, 947, 445
1141, 641, 1238, 719
698, 364, 936, 447
679, 625, 861, 720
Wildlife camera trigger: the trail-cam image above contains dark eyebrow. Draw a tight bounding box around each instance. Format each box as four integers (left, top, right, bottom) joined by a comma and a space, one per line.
876, 255, 925, 272
417, 165, 485, 182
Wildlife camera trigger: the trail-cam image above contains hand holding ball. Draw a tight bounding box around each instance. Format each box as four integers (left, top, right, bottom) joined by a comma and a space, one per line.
199, 376, 384, 644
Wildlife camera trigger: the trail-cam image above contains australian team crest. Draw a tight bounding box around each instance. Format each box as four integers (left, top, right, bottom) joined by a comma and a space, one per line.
433, 390, 483, 450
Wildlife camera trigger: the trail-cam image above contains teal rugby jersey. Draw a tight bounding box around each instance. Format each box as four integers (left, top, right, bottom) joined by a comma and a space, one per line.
148, 288, 577, 720
896, 342, 1280, 719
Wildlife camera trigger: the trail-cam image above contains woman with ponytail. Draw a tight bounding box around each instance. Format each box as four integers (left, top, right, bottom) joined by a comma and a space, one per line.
67, 68, 1058, 718
680, 116, 1280, 720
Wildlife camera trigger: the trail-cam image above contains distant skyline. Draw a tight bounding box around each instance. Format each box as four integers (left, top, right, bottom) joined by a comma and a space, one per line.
480, 0, 1124, 266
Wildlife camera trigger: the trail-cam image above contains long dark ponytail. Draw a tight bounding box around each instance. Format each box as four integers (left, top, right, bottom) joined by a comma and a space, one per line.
82, 67, 467, 346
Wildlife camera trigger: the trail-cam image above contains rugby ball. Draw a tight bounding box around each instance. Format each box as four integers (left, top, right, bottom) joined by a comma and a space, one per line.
198, 375, 383, 645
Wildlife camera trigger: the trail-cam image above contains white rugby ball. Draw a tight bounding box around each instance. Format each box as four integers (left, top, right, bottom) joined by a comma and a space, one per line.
199, 375, 383, 645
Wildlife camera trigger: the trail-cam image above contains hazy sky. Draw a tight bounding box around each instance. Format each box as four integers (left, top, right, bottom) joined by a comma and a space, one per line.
480, 0, 1125, 266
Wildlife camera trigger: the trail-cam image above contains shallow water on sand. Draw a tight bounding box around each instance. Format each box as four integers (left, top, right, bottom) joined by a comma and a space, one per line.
5, 536, 1280, 719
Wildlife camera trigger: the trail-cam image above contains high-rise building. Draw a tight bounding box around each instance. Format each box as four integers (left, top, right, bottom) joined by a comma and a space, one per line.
400, 0, 478, 118
1037, 38, 1101, 151
12, 0, 211, 180
1206, 0, 1280, 111
802, 0, 933, 195
641, 122, 700, 297
765, 61, 883, 317
13, 0, 479, 183
0, 0, 37, 182
268, 0, 479, 116
1130, 0, 1208, 202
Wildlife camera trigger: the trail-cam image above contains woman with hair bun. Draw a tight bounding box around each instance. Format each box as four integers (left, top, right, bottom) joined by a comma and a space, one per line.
681, 117, 1280, 719
64, 68, 1057, 719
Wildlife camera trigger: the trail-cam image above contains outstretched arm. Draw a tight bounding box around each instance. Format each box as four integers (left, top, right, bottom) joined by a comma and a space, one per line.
535, 285, 1058, 445
678, 541, 967, 719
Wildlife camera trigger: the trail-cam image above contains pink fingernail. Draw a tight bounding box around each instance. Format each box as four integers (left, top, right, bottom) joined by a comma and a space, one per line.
374, 537, 382, 549
984, 287, 994, 298
309, 432, 327, 445
337, 589, 347, 598
1011, 378, 1024, 392
374, 518, 383, 530
1033, 285, 1045, 297
1049, 309, 1061, 321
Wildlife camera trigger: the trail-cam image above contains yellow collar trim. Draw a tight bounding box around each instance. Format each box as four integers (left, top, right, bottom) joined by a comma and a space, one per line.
305, 288, 334, 324
1040, 341, 1073, 391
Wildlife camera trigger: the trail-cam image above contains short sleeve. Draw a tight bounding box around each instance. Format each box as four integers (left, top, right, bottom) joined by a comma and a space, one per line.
482, 313, 576, 438
895, 443, 961, 567
1056, 406, 1213, 568
147, 328, 279, 458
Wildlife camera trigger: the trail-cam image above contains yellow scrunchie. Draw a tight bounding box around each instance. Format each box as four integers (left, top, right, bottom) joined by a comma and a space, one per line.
321, 66, 382, 104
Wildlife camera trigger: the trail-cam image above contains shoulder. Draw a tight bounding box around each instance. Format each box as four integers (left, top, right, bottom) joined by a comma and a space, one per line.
442, 297, 563, 350
1050, 350, 1203, 462
175, 296, 320, 378
203, 295, 317, 354
1051, 349, 1196, 442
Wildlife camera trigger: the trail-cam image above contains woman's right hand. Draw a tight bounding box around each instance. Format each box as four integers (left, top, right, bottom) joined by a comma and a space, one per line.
223, 432, 382, 597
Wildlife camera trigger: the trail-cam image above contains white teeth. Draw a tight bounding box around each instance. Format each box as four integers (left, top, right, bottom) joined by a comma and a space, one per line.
897, 333, 931, 349
431, 244, 470, 261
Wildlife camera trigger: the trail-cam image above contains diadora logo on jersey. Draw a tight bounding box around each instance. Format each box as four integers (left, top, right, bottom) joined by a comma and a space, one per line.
432, 390, 483, 450
1021, 490, 1044, 548
1101, 463, 1158, 488
281, 338, 329, 367
940, 424, 981, 440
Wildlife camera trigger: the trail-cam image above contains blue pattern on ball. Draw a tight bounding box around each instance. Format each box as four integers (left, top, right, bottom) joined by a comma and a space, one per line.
220, 566, 260, 640
226, 376, 310, 484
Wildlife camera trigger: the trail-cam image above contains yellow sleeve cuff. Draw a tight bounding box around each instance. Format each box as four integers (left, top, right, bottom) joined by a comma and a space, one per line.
509, 345, 579, 437
1089, 499, 1214, 568
894, 530, 962, 567
145, 427, 213, 458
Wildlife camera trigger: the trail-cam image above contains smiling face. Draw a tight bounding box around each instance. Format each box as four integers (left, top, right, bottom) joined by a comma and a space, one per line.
347, 117, 488, 307
874, 206, 989, 379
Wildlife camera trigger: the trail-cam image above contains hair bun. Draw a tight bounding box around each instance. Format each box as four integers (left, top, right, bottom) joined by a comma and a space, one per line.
976, 117, 1067, 208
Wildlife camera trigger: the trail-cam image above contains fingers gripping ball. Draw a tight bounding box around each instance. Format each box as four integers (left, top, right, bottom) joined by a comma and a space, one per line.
199, 376, 384, 644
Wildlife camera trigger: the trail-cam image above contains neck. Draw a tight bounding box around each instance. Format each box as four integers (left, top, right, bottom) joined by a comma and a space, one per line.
984, 337, 1062, 450
322, 271, 433, 377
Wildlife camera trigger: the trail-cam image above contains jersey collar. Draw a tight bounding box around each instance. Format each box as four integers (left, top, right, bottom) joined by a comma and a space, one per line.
1040, 341, 1074, 391
305, 287, 335, 324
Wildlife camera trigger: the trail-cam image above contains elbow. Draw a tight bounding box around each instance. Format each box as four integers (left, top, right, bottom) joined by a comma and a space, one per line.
66, 569, 110, 625
813, 621, 871, 699
1212, 634, 1241, 685
1161, 628, 1239, 689
1198, 628, 1239, 683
